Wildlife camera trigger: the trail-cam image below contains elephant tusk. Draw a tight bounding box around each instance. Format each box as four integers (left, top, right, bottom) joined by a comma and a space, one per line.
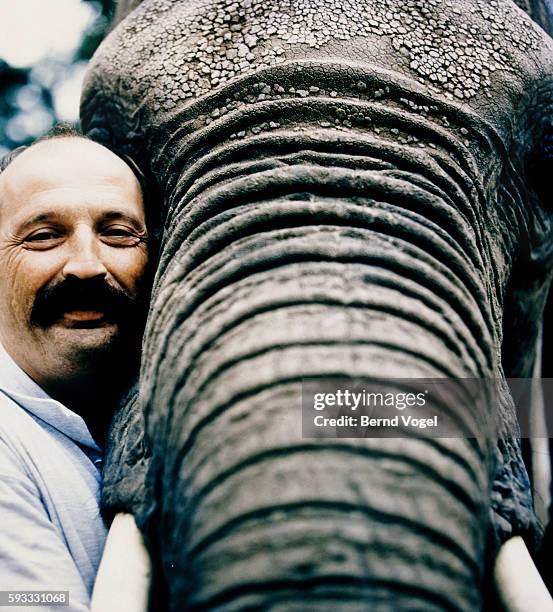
91, 513, 152, 612
494, 536, 553, 611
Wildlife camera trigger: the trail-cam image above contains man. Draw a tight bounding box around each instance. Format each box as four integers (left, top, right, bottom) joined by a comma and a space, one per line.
0, 129, 149, 611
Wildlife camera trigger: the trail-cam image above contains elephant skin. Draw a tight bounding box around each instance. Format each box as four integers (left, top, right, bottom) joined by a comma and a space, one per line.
82, 0, 553, 609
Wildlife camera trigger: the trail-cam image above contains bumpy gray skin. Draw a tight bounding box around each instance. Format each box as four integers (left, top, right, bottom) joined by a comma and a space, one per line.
82, 0, 553, 609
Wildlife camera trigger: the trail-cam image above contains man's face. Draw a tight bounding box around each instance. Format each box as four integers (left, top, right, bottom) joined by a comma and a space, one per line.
0, 137, 148, 388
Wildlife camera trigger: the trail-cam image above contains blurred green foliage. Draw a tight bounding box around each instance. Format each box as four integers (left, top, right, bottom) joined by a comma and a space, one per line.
0, 0, 115, 154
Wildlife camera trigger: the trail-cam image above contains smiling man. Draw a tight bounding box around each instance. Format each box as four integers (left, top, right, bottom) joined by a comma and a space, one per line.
0, 129, 149, 611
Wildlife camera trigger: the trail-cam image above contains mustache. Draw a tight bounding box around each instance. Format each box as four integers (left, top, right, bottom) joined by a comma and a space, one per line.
30, 277, 135, 327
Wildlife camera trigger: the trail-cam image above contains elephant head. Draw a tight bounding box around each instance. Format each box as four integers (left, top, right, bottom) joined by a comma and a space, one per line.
81, 0, 553, 609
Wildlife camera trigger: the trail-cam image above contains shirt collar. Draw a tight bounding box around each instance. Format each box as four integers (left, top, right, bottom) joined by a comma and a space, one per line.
0, 342, 101, 454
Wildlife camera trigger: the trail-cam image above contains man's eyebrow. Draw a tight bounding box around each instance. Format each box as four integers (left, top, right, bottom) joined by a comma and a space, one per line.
15, 211, 146, 232
100, 211, 146, 228
16, 213, 60, 231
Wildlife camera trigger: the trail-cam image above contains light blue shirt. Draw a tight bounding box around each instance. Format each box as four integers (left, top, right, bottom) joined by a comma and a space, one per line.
0, 343, 107, 611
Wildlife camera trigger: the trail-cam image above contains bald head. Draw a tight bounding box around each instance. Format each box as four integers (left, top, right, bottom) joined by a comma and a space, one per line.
0, 137, 143, 215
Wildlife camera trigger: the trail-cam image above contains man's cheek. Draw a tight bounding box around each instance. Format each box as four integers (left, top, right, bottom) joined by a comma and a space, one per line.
12, 283, 37, 323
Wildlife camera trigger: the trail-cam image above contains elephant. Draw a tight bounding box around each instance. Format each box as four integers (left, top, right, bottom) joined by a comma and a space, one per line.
80, 0, 553, 609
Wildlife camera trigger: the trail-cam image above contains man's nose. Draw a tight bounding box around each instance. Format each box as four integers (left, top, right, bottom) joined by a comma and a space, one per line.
62, 228, 108, 280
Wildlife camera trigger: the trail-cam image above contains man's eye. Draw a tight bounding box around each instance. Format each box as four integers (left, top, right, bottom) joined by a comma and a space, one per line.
101, 226, 142, 246
23, 230, 63, 248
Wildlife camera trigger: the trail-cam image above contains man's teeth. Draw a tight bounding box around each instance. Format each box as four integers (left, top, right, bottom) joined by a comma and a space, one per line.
64, 310, 105, 321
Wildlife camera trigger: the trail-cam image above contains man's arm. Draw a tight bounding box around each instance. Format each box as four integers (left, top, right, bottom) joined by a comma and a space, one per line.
0, 441, 91, 612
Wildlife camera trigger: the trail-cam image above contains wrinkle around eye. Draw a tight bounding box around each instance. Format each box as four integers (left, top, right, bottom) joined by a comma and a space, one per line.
18, 229, 66, 250
99, 222, 148, 243
100, 231, 146, 247
23, 238, 65, 251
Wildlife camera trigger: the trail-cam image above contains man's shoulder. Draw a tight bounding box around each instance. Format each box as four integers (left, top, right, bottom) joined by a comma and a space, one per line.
0, 388, 42, 438
0, 390, 53, 480
0, 410, 39, 488
0, 393, 93, 604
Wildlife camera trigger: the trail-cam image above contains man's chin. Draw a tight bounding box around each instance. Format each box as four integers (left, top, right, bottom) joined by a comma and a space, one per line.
47, 322, 121, 355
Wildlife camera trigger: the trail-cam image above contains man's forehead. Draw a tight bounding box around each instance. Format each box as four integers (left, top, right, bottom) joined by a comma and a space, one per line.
2, 138, 137, 186
0, 138, 142, 212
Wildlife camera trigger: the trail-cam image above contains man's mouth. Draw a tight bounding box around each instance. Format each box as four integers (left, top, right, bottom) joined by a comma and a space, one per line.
61, 310, 109, 327
31, 277, 135, 330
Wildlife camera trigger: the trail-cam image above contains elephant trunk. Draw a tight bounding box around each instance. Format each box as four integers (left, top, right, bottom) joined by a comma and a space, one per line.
140, 98, 498, 609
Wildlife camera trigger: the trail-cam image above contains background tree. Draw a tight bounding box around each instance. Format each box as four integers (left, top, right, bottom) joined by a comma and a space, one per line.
0, 0, 115, 154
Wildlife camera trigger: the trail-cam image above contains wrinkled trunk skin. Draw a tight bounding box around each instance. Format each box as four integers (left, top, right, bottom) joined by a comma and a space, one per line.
144, 121, 496, 610
82, 0, 553, 609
